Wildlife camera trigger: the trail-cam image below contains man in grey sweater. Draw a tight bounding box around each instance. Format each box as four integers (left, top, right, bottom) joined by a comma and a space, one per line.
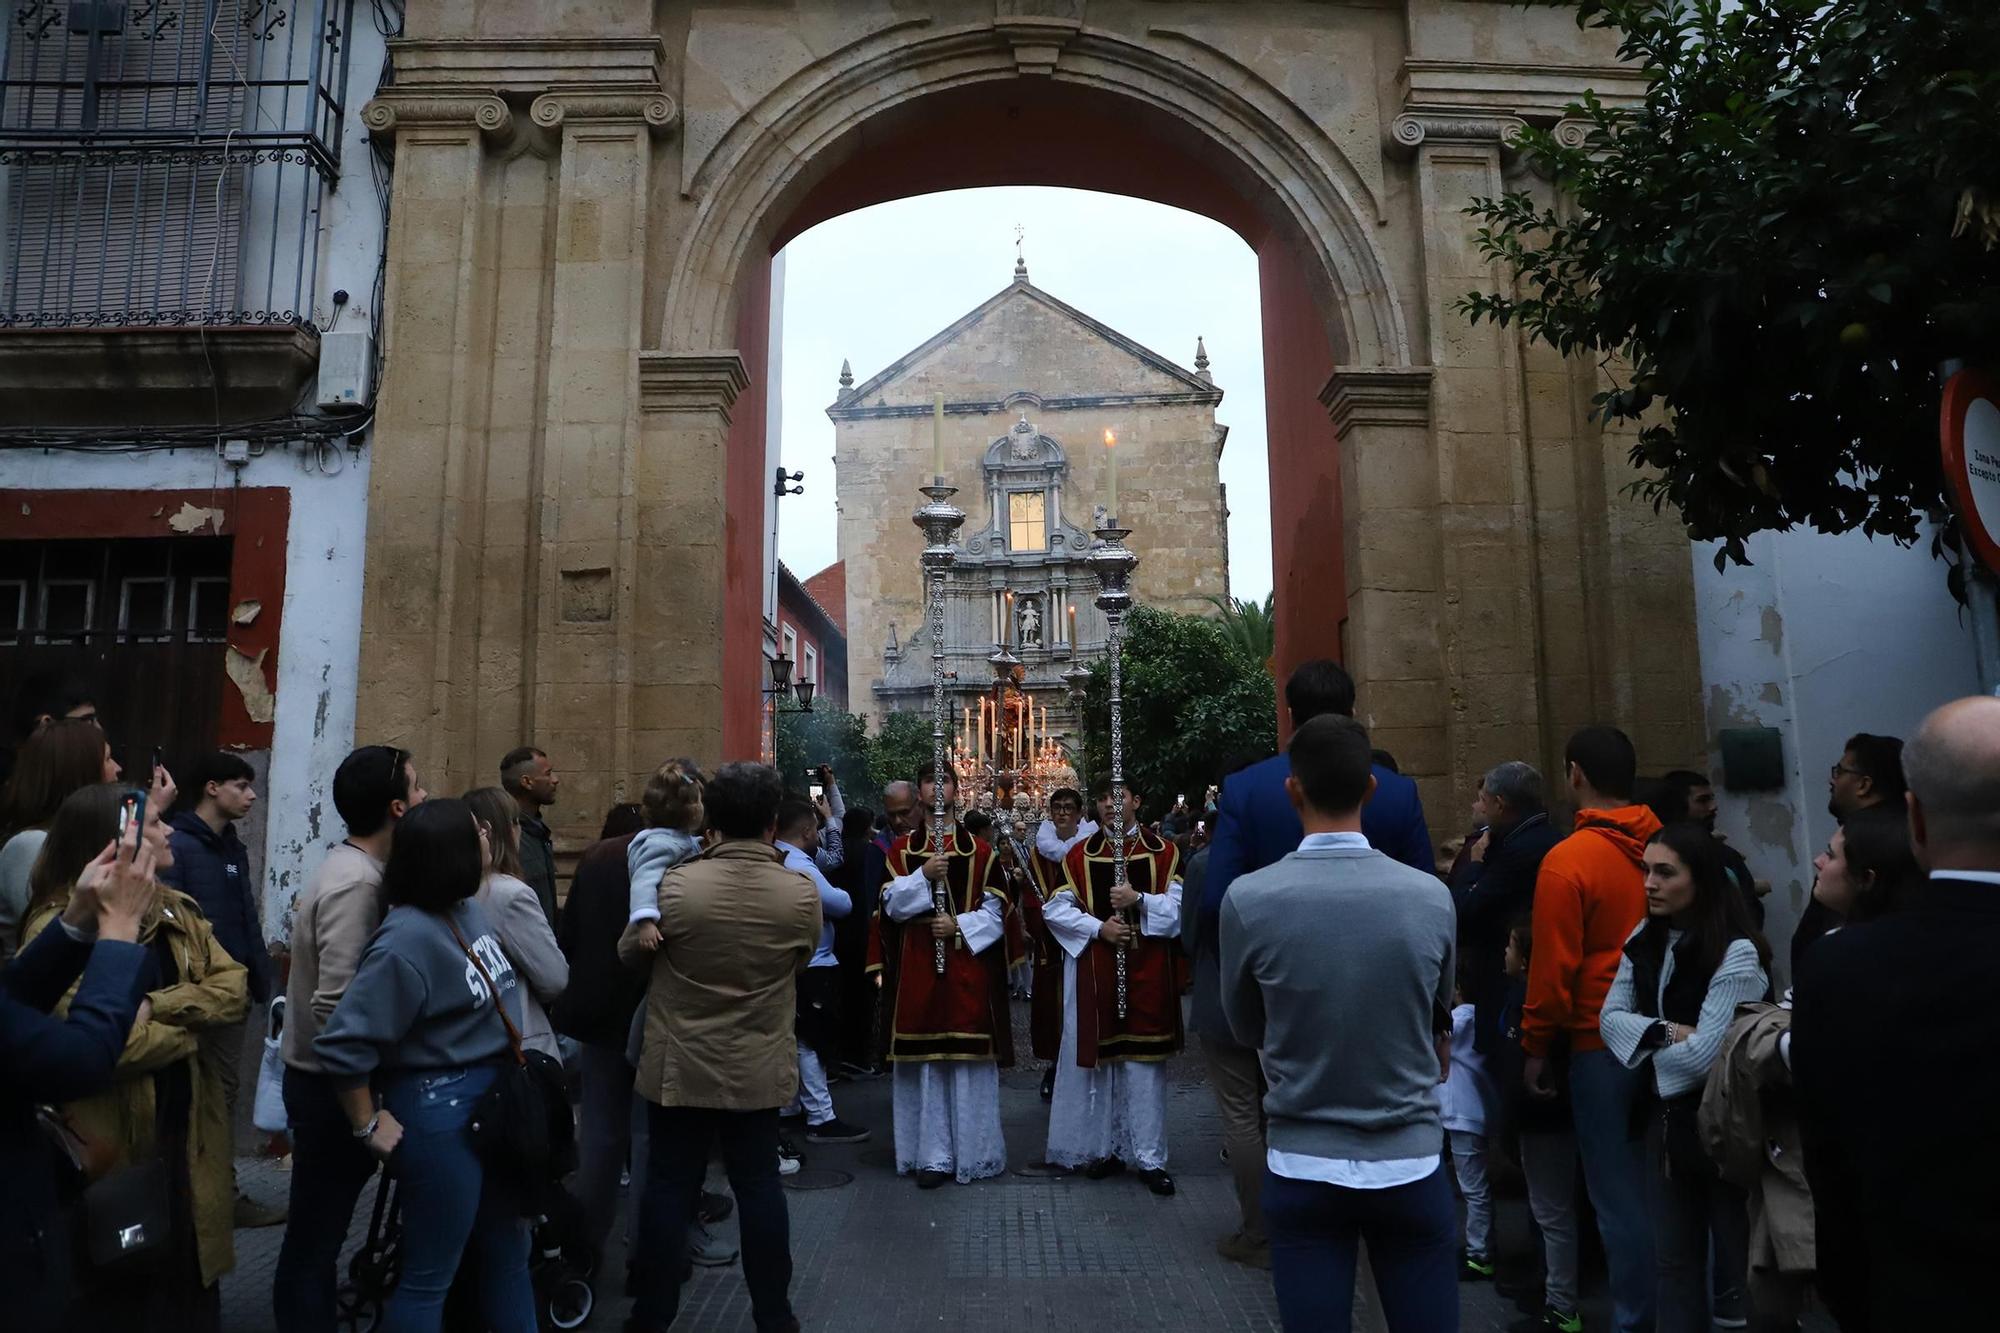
1221, 714, 1459, 1333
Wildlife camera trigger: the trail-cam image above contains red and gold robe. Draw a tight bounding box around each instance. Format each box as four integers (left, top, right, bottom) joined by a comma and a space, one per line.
1022, 846, 1069, 1061
866, 822, 1015, 1066
1058, 827, 1183, 1067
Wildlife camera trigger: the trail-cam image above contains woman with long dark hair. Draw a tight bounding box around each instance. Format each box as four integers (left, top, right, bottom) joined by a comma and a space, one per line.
313, 797, 535, 1333
0, 718, 122, 962
1600, 824, 1771, 1333
1809, 804, 1918, 934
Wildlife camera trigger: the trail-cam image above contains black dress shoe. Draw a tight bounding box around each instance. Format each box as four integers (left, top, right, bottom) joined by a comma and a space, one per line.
1083, 1157, 1126, 1180
915, 1169, 951, 1190
698, 1190, 734, 1224
1136, 1168, 1175, 1196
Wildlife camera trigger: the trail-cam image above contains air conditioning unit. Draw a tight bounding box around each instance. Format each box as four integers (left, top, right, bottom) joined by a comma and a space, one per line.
317, 330, 374, 410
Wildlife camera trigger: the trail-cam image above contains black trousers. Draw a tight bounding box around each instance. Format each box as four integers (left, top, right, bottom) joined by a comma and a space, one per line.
632, 1104, 794, 1331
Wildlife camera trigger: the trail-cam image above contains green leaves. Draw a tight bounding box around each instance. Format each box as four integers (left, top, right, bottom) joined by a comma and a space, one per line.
1460, 0, 2000, 572
1075, 606, 1278, 818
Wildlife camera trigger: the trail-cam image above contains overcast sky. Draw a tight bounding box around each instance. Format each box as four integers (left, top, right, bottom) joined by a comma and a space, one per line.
774, 185, 1272, 602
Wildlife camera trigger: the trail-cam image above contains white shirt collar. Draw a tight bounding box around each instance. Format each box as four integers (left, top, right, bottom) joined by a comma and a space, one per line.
1930, 869, 2000, 886
1298, 831, 1370, 852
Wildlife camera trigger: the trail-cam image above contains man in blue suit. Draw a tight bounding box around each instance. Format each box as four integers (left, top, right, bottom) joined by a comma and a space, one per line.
1191, 659, 1434, 1279
1200, 659, 1434, 935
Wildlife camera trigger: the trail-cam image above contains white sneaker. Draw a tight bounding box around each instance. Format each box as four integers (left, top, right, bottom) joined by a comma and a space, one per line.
778, 1153, 801, 1177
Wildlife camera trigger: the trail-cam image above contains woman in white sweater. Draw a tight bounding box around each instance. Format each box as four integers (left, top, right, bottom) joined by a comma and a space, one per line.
464, 786, 569, 1060
1601, 823, 1771, 1333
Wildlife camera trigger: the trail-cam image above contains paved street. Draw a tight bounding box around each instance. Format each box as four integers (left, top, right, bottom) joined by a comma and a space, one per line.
220, 1000, 1824, 1331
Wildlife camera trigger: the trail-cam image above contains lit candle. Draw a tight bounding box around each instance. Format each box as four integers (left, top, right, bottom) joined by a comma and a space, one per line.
1067, 604, 1077, 644
1004, 590, 1013, 646
933, 393, 945, 479
1103, 427, 1117, 517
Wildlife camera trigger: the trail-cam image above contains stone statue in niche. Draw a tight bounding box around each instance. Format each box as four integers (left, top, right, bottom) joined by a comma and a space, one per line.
1018, 597, 1042, 647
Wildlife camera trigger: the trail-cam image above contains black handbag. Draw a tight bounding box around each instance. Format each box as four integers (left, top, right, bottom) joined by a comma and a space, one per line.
81, 1158, 173, 1274
449, 921, 576, 1215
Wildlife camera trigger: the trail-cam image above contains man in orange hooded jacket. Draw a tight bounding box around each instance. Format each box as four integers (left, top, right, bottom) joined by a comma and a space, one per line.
1522, 726, 1660, 1333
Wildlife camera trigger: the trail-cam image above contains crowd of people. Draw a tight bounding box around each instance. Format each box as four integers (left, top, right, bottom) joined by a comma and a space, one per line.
1, 661, 1992, 1333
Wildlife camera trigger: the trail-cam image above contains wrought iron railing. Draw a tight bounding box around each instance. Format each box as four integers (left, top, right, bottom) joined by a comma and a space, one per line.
0, 0, 356, 329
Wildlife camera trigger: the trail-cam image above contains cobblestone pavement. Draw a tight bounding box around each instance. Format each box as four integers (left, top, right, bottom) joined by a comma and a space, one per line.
221, 1000, 1831, 1331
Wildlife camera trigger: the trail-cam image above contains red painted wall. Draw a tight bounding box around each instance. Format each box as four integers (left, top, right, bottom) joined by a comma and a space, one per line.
1258, 240, 1349, 742
721, 254, 774, 760
1, 486, 289, 749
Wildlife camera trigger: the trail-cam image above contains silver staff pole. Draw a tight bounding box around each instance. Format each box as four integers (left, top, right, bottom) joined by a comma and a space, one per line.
1091, 518, 1138, 1017
915, 478, 965, 974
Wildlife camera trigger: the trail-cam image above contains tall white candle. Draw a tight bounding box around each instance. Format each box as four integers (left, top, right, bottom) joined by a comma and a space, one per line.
1103, 427, 1117, 516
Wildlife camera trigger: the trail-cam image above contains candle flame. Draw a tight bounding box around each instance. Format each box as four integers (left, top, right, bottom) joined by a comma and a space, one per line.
1103, 428, 1117, 448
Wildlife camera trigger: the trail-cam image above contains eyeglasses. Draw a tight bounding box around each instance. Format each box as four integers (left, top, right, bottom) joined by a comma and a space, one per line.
1829, 763, 1865, 781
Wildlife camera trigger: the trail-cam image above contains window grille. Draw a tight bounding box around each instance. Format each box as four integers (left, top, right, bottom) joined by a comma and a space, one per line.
0, 0, 356, 327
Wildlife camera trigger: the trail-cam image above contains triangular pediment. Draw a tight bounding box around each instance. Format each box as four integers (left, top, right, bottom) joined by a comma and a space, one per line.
828, 278, 1220, 418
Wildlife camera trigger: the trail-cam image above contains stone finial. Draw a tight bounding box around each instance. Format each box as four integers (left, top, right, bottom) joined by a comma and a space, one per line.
838, 358, 853, 390
1194, 335, 1211, 382
1013, 223, 1029, 283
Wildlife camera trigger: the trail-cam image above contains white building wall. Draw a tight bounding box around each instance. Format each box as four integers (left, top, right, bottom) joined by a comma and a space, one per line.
0, 17, 388, 942
1693, 523, 1980, 985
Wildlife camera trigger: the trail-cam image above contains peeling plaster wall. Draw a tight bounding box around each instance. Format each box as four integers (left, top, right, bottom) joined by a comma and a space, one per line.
1694, 524, 1979, 986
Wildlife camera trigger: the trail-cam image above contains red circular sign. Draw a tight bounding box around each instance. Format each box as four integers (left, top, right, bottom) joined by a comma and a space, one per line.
1942, 368, 2000, 576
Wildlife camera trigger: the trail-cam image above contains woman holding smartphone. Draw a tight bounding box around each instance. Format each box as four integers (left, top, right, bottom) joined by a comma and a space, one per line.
20, 780, 250, 1332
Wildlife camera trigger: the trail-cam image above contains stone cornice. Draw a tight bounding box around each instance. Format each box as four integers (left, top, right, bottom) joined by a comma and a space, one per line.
828, 388, 1222, 423
1319, 367, 1434, 438
1388, 110, 1528, 159
359, 91, 514, 141
1399, 58, 1647, 120
637, 352, 752, 417
530, 86, 679, 136
389, 36, 668, 94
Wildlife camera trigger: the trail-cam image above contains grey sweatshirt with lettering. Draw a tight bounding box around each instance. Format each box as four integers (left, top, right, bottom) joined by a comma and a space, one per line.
314, 898, 523, 1085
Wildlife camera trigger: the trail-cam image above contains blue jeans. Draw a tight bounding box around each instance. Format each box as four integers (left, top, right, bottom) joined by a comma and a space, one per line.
1571, 1047, 1657, 1333
378, 1065, 536, 1333
274, 1066, 381, 1333
1262, 1163, 1460, 1333
633, 1103, 795, 1331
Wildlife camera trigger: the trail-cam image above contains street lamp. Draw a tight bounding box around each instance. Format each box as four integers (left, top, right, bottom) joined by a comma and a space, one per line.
765, 653, 813, 713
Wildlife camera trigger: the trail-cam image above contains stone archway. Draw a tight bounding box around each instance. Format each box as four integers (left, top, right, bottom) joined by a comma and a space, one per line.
355, 3, 1704, 842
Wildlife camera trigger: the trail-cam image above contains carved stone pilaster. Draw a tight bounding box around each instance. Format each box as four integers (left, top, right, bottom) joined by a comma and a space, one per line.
1388, 110, 1528, 159
637, 352, 752, 419
1318, 366, 1434, 440
360, 92, 515, 143
528, 87, 680, 136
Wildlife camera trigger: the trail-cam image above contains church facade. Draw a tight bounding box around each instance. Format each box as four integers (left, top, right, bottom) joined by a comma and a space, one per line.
828, 261, 1229, 729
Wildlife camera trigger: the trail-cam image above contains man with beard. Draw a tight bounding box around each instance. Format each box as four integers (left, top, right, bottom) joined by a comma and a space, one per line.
1793, 734, 1905, 971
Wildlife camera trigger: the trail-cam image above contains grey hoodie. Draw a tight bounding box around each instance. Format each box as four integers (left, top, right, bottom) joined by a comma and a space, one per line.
314, 898, 523, 1083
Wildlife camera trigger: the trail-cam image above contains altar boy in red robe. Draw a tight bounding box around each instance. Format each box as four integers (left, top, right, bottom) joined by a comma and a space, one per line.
1043, 775, 1183, 1194
867, 762, 1013, 1188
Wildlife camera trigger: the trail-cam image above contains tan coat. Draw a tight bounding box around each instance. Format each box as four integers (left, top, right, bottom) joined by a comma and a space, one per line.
619, 838, 820, 1111
1699, 1002, 1815, 1276
25, 887, 250, 1287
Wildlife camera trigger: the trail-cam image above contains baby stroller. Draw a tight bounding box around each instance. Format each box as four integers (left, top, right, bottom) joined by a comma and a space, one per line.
335, 1169, 597, 1332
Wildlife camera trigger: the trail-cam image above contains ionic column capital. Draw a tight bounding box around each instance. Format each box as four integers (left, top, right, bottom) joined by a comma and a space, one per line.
529, 86, 680, 136
1388, 110, 1528, 159
359, 91, 514, 141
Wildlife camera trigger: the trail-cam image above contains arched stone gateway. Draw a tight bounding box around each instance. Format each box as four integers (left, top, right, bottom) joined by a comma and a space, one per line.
356, 2, 1702, 842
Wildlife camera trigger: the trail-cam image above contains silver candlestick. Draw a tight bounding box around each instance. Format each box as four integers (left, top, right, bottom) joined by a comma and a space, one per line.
915, 479, 965, 974
1091, 519, 1138, 1018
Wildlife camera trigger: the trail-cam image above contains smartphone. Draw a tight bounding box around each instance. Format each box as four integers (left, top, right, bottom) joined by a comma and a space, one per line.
810, 783, 824, 802
118, 788, 148, 843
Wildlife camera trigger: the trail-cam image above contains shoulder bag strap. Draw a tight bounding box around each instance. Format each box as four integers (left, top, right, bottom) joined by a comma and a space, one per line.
447, 916, 527, 1067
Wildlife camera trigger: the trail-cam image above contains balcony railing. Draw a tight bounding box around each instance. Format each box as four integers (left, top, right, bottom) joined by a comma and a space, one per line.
0, 0, 356, 329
